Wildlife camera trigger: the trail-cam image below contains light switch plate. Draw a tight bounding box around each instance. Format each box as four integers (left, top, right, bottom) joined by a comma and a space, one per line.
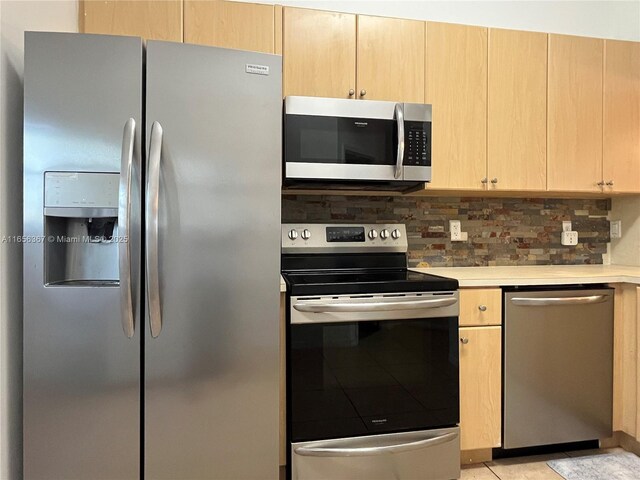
561, 231, 579, 246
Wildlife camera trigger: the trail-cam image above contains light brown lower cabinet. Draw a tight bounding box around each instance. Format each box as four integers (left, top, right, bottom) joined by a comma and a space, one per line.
613, 284, 640, 440
459, 326, 502, 450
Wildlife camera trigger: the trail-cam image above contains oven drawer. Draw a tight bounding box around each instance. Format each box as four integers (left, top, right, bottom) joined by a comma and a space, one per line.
291, 427, 460, 480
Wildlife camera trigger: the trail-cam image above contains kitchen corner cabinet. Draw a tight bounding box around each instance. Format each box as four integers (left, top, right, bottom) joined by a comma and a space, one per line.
356, 16, 425, 102
282, 7, 356, 99
548, 34, 604, 193
488, 29, 547, 191
603, 40, 640, 193
184, 1, 276, 53
426, 22, 487, 190
80, 0, 183, 41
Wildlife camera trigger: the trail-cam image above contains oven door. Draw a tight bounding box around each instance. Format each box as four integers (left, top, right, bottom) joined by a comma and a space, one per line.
288, 292, 460, 479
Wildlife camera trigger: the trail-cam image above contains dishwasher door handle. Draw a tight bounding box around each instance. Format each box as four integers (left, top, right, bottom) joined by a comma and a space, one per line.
510, 295, 609, 306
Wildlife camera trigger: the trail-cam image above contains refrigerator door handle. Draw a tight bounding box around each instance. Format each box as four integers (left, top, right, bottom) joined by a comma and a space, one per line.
119, 118, 135, 338
146, 121, 163, 338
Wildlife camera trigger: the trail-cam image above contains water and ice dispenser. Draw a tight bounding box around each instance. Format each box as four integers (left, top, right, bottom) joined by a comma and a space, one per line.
44, 172, 120, 286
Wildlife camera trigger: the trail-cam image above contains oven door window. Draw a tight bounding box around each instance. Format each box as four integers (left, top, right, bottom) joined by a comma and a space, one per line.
289, 317, 459, 443
285, 115, 396, 165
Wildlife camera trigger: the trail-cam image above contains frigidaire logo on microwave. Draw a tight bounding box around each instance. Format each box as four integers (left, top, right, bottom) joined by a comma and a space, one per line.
354, 121, 368, 127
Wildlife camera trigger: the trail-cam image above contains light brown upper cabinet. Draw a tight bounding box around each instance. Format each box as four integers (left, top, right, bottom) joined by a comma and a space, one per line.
282, 9, 423, 102
426, 22, 488, 190
488, 29, 547, 191
548, 34, 604, 193
356, 16, 425, 102
81, 0, 183, 41
282, 7, 356, 98
184, 1, 275, 53
603, 40, 640, 193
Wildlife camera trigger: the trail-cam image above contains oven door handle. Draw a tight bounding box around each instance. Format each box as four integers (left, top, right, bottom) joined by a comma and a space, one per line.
394, 102, 405, 180
293, 297, 457, 313
294, 431, 458, 457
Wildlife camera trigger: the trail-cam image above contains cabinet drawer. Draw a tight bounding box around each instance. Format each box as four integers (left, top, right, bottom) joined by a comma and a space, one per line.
459, 288, 502, 326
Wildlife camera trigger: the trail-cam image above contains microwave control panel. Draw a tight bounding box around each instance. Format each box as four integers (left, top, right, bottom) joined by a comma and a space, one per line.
404, 121, 431, 167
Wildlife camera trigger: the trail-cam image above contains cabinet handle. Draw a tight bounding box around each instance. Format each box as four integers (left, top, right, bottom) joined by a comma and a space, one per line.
491, 178, 498, 184
460, 337, 469, 344
349, 89, 355, 97
478, 305, 487, 312
360, 89, 367, 97
597, 181, 605, 187
481, 178, 488, 184
606, 180, 614, 187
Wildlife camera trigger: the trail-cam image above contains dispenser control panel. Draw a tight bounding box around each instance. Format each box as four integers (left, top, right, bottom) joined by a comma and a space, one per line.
44, 172, 119, 208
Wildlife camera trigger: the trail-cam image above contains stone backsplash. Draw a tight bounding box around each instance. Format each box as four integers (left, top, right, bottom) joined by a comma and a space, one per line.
282, 195, 611, 267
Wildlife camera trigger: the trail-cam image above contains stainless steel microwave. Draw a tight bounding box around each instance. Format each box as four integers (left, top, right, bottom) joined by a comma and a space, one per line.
283, 96, 432, 191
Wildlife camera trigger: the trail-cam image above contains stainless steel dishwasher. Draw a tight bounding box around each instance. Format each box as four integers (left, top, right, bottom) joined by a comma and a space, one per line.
503, 287, 614, 449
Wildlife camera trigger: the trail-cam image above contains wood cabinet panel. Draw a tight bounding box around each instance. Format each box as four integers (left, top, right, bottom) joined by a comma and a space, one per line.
459, 326, 502, 450
488, 28, 547, 191
184, 1, 275, 53
356, 15, 425, 102
283, 7, 356, 98
81, 0, 182, 41
459, 288, 502, 326
604, 40, 640, 193
613, 284, 638, 438
426, 22, 487, 190
548, 34, 604, 192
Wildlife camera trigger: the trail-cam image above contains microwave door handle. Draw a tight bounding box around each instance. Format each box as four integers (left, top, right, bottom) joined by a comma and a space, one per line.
118, 118, 135, 338
394, 103, 405, 180
146, 121, 163, 338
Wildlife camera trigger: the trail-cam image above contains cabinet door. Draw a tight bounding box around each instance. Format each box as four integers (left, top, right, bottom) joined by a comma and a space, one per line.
81, 0, 182, 41
604, 40, 640, 193
283, 7, 356, 98
459, 288, 502, 327
488, 29, 547, 191
548, 34, 604, 192
426, 22, 487, 190
185, 1, 275, 53
356, 15, 425, 102
459, 326, 501, 450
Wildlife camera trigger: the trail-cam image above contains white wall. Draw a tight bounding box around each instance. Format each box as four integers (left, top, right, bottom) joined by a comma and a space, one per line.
239, 0, 640, 41
0, 2, 77, 478
611, 198, 640, 266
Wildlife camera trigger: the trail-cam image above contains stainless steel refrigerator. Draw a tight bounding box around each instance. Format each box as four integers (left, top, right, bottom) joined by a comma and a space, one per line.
23, 32, 282, 479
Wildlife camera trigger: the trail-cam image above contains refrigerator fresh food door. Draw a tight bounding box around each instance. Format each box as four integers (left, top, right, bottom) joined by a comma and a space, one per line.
23, 33, 142, 479
145, 41, 282, 479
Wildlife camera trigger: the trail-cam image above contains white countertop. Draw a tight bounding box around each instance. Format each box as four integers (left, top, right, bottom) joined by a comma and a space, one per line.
411, 264, 640, 287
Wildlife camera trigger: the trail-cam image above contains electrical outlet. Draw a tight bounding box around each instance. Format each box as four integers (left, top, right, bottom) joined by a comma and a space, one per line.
561, 231, 579, 246
449, 220, 462, 241
610, 220, 622, 239
562, 221, 572, 233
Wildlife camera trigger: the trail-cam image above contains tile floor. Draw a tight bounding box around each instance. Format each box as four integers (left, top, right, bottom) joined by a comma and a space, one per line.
461, 447, 629, 480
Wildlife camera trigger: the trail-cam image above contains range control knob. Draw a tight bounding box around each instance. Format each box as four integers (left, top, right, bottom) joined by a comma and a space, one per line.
368, 229, 378, 240
380, 229, 390, 240
288, 229, 298, 240
301, 229, 311, 240
391, 229, 402, 240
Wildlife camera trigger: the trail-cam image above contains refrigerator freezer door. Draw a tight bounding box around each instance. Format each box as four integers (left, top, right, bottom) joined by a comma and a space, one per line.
23, 33, 143, 479
145, 42, 282, 479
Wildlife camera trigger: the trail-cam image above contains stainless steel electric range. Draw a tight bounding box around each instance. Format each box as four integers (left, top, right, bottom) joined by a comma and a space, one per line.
281, 224, 461, 480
